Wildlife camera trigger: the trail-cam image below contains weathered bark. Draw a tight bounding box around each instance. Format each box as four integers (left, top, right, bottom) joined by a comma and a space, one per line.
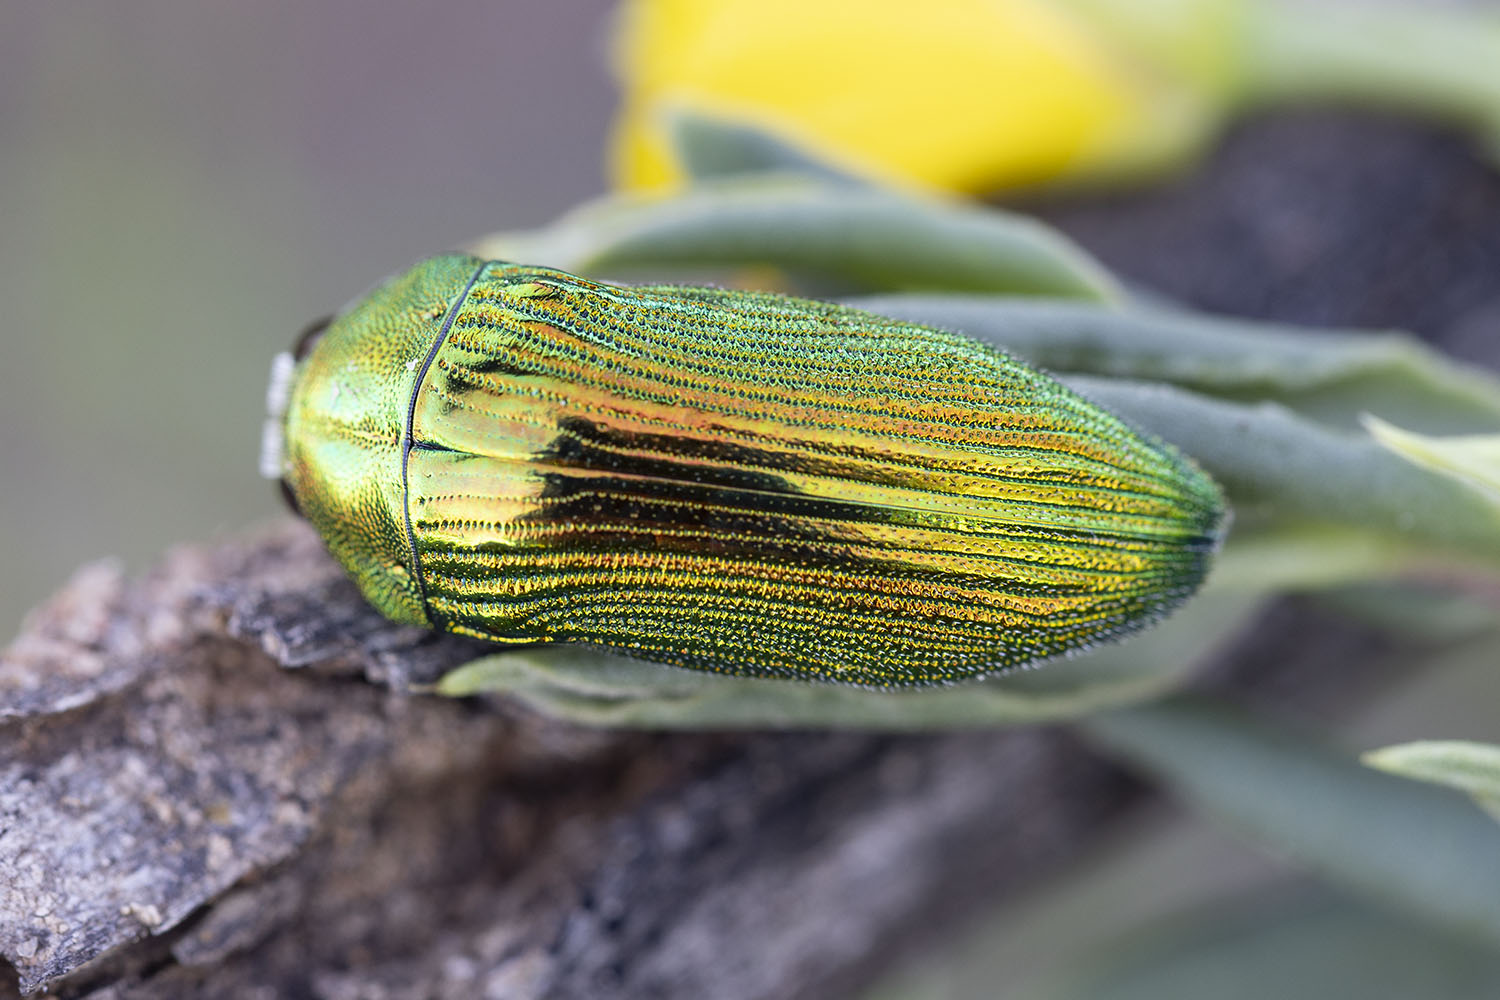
0, 523, 1141, 999
2, 113, 1497, 999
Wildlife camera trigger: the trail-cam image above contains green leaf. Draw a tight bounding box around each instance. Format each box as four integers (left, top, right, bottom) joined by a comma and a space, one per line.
1364, 415, 1500, 508
665, 108, 870, 187
1031, 889, 1500, 1000
1083, 698, 1500, 946
470, 175, 1121, 300
1364, 741, 1500, 824
1310, 582, 1500, 643
844, 295, 1500, 433
436, 378, 1500, 720
453, 203, 1499, 721
437, 588, 1266, 729
1069, 377, 1500, 572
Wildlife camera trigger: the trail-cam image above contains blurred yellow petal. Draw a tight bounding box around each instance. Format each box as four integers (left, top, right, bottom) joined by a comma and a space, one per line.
611, 0, 1151, 194
612, 0, 1500, 195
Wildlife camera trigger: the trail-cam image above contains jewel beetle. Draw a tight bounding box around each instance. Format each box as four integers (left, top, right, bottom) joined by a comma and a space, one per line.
263, 255, 1224, 686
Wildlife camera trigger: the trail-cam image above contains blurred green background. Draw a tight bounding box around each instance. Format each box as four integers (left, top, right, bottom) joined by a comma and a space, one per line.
0, 2, 617, 638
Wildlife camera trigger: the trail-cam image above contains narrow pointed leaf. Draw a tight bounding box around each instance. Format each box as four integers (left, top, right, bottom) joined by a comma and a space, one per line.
1364, 416, 1500, 507
1083, 698, 1500, 945
666, 109, 869, 186
1069, 378, 1500, 572
1034, 890, 1500, 1000
437, 589, 1266, 729
471, 176, 1120, 300
847, 295, 1500, 433
436, 377, 1500, 720
1365, 741, 1500, 823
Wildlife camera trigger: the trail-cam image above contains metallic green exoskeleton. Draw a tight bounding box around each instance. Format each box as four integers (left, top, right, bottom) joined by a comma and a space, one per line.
263, 255, 1225, 686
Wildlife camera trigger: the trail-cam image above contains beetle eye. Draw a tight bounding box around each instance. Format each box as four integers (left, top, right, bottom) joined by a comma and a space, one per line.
292, 315, 333, 361
278, 478, 304, 518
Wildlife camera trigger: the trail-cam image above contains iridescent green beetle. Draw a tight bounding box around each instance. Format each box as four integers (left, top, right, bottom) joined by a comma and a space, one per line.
262, 254, 1224, 686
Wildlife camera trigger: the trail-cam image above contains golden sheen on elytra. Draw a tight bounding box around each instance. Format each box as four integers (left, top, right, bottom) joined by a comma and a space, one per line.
266, 255, 1225, 687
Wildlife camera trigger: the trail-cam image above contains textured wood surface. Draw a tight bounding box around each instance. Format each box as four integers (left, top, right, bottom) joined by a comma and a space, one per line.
0, 523, 1135, 998
2, 112, 1497, 999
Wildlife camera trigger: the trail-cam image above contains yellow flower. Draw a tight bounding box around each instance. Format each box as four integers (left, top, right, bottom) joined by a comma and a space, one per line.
610, 0, 1238, 195
610, 0, 1500, 195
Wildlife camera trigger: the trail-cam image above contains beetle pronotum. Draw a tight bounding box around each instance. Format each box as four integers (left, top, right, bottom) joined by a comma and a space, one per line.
263, 255, 1225, 686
